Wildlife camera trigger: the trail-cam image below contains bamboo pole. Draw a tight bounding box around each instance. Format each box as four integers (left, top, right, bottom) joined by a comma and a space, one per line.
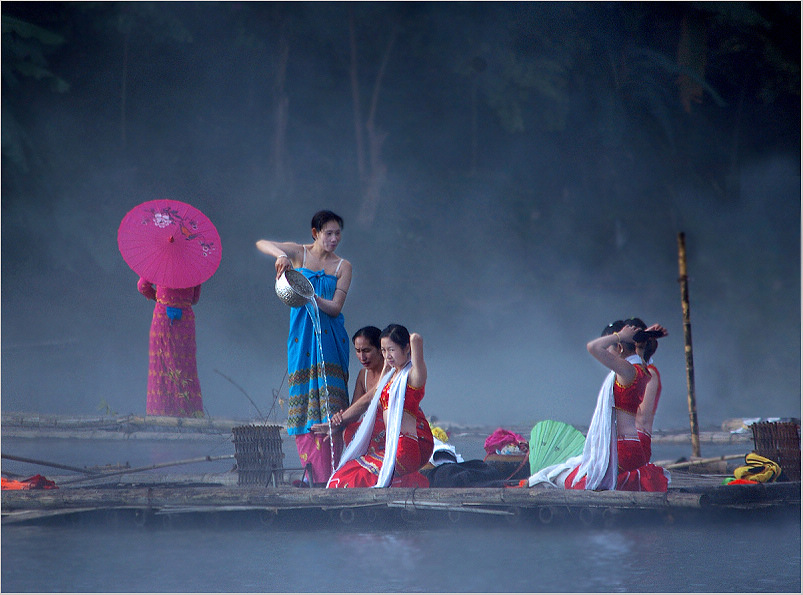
2, 453, 100, 475
662, 453, 745, 470
677, 232, 701, 458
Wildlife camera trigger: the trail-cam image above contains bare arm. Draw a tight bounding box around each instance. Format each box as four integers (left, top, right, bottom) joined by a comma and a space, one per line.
339, 388, 374, 425
351, 368, 367, 406
314, 259, 352, 318
255, 240, 304, 279
340, 359, 390, 424
645, 323, 668, 337
311, 364, 386, 434
407, 332, 427, 388
586, 324, 638, 385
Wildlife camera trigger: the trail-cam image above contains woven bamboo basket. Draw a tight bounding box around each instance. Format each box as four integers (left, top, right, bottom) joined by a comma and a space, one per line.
232, 424, 285, 486
750, 421, 801, 481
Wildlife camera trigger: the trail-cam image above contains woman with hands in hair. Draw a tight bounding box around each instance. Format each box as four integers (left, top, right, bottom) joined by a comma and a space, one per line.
529, 320, 669, 492
326, 324, 434, 488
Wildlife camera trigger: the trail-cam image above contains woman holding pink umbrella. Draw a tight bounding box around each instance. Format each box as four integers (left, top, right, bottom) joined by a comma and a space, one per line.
136, 279, 204, 416
118, 199, 221, 418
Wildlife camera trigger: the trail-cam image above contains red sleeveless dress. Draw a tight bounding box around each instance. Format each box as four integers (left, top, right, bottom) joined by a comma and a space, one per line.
327, 381, 433, 488
566, 365, 668, 491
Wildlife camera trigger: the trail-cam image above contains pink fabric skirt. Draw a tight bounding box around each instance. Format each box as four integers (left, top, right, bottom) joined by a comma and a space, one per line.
146, 304, 203, 417
295, 432, 343, 485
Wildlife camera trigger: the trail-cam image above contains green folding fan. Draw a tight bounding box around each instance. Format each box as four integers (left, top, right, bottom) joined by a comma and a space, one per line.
528, 420, 586, 475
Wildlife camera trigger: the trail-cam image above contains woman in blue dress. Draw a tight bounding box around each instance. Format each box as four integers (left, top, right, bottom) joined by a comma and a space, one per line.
257, 210, 352, 484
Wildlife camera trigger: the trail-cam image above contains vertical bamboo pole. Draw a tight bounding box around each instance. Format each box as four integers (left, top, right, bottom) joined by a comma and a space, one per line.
677, 233, 701, 458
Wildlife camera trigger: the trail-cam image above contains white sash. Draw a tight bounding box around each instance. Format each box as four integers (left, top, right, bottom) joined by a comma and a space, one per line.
329, 361, 411, 488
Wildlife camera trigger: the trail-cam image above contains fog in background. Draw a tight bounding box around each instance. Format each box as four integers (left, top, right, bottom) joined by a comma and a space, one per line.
2, 2, 800, 431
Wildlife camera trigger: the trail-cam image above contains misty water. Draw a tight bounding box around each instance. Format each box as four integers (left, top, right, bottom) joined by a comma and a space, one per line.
2, 434, 800, 593
3, 510, 799, 593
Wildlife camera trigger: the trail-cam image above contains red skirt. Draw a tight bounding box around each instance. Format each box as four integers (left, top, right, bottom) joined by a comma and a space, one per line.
328, 408, 433, 488
638, 430, 652, 462
565, 437, 668, 492
327, 441, 430, 488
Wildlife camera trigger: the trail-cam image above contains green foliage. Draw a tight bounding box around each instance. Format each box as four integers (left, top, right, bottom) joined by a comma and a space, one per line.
1, 16, 69, 175
480, 45, 571, 133
77, 2, 193, 43
1, 15, 69, 92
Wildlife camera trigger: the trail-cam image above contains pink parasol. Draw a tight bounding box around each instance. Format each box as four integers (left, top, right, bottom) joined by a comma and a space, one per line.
117, 199, 222, 289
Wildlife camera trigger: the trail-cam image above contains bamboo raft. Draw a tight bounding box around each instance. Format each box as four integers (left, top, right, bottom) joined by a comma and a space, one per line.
3, 476, 799, 527
2, 414, 799, 527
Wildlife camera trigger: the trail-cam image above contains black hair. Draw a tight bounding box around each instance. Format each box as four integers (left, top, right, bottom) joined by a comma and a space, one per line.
352, 326, 381, 350
642, 338, 659, 362
602, 320, 625, 336
624, 317, 647, 330
380, 323, 410, 349
311, 210, 344, 231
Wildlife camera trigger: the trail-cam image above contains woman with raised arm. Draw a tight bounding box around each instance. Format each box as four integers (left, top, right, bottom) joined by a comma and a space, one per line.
529, 320, 669, 492
256, 210, 352, 485
326, 324, 434, 488
565, 320, 669, 491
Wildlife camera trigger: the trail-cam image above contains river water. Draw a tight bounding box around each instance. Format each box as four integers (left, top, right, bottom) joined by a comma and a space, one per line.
2, 435, 800, 593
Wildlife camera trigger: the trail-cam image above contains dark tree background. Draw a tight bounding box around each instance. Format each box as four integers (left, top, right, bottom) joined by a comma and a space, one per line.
2, 2, 799, 430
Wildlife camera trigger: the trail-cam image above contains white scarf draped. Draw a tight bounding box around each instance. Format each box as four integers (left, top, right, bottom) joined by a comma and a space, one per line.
528, 354, 643, 490
330, 361, 411, 488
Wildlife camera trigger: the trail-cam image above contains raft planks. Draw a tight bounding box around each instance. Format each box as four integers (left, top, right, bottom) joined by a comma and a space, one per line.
3, 483, 798, 521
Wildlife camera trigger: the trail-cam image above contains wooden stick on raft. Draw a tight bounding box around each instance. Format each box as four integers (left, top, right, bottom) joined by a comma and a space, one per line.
57, 454, 236, 485
678, 232, 702, 458
660, 453, 746, 470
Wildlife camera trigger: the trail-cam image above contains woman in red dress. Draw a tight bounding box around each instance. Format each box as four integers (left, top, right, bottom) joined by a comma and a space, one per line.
564, 320, 669, 492
326, 324, 433, 488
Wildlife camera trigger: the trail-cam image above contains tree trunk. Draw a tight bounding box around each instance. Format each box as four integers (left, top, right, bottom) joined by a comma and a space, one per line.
271, 21, 290, 189
348, 9, 366, 185
120, 26, 131, 149
357, 25, 398, 227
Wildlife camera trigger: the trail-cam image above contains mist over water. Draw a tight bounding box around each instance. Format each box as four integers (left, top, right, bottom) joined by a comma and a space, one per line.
2, 2, 800, 430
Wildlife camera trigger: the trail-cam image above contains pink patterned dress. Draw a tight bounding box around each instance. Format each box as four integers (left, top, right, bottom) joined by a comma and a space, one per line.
138, 278, 204, 417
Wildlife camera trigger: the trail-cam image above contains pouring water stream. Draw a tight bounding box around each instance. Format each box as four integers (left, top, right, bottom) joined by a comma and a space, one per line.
304, 296, 336, 476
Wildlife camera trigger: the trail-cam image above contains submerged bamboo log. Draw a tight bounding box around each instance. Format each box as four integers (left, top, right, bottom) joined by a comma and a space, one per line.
57, 455, 235, 485
678, 232, 701, 458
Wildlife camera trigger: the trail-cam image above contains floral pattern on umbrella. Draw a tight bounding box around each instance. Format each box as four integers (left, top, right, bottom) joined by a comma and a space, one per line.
118, 199, 222, 289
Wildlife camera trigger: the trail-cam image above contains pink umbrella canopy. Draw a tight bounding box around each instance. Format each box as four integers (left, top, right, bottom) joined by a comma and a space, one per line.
117, 199, 222, 289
